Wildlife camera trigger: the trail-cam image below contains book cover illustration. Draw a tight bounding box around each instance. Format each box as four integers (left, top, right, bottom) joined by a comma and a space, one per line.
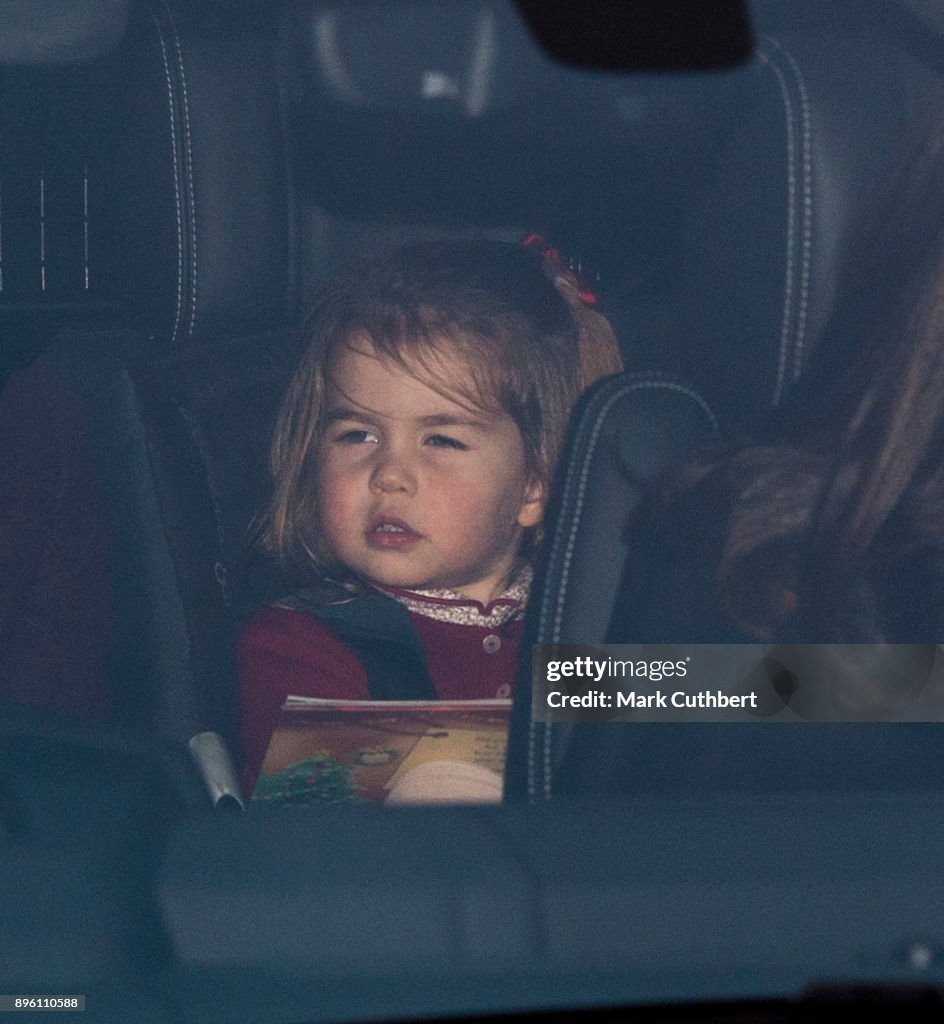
252, 697, 511, 806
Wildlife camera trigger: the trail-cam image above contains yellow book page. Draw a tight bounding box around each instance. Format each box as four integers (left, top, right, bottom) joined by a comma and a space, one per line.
384, 725, 507, 791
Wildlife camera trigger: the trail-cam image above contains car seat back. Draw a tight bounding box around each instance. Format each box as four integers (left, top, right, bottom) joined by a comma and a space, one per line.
667, 16, 938, 431
2, 0, 295, 804
504, 371, 720, 800
505, 11, 944, 801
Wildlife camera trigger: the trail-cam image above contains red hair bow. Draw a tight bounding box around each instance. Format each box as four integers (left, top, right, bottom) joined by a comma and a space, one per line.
521, 232, 602, 310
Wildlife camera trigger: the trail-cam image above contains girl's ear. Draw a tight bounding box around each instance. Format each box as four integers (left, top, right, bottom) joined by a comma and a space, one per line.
517, 477, 547, 529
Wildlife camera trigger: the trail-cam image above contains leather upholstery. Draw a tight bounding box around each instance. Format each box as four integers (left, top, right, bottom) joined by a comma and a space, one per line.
504, 22, 939, 802
115, 2, 291, 345
671, 27, 934, 432
4, 2, 295, 795
504, 372, 720, 801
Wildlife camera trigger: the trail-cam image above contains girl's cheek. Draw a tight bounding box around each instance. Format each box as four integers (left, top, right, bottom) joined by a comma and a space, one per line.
319, 447, 370, 479
315, 462, 345, 509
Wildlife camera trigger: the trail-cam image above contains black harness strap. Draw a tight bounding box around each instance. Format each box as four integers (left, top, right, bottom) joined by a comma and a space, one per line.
278, 585, 437, 702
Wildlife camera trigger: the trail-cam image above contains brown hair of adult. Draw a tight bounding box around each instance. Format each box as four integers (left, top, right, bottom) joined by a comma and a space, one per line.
660, 91, 944, 643
262, 238, 622, 581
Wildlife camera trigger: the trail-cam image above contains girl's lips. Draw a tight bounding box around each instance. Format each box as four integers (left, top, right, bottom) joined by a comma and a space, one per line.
366, 516, 423, 550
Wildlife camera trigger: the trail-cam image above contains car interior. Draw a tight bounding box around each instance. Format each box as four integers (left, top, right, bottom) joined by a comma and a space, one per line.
3, 0, 944, 1020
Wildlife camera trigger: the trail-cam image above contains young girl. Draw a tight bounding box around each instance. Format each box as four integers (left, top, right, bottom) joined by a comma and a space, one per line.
239, 238, 621, 790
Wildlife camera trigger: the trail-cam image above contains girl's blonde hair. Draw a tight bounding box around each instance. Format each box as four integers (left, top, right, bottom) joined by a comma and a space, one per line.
263, 239, 622, 579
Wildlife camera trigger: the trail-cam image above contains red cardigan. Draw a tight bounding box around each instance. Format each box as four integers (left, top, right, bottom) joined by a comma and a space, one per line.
0, 366, 112, 720
238, 600, 522, 789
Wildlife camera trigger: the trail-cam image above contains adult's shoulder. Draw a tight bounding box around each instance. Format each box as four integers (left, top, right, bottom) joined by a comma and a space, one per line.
610, 463, 752, 644
1, 358, 95, 443
627, 463, 731, 564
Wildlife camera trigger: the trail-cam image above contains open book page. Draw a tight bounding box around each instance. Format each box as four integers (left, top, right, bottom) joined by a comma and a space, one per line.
252, 698, 512, 806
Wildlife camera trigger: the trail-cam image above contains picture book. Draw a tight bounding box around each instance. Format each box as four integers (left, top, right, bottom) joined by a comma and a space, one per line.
252, 697, 512, 806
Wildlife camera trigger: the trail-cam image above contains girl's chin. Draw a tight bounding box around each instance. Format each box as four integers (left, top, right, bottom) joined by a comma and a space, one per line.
365, 573, 505, 605
347, 552, 510, 602
364, 572, 444, 591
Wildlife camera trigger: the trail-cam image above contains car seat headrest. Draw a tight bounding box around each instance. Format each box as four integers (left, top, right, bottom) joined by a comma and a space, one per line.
0, 0, 131, 65
674, 27, 937, 432
296, 0, 553, 119
114, 2, 291, 346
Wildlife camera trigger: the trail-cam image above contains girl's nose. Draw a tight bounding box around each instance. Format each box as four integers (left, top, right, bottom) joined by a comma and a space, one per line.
369, 450, 416, 494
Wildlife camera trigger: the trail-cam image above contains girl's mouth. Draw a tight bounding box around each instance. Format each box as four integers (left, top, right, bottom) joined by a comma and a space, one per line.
366, 516, 423, 550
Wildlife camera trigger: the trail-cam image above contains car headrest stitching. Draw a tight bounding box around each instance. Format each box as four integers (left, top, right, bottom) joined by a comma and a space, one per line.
528, 375, 719, 801
149, 5, 185, 345
170, 397, 233, 609
163, 1, 198, 339
760, 36, 814, 407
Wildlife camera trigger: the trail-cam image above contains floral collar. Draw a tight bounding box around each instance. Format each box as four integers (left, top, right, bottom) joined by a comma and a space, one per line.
371, 566, 532, 628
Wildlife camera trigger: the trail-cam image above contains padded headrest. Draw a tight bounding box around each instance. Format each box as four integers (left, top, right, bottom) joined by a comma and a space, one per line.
299, 0, 549, 118
0, 0, 131, 65
115, 2, 291, 345
673, 26, 937, 432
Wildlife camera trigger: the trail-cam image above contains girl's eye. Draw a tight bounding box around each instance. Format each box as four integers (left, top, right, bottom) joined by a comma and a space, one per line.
425, 434, 469, 450
334, 429, 378, 445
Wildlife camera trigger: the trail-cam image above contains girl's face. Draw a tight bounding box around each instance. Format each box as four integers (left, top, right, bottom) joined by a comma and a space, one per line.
316, 334, 544, 605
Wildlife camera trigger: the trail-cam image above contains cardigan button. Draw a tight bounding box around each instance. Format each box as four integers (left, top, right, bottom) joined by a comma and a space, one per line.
482, 633, 501, 654
496, 683, 511, 698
